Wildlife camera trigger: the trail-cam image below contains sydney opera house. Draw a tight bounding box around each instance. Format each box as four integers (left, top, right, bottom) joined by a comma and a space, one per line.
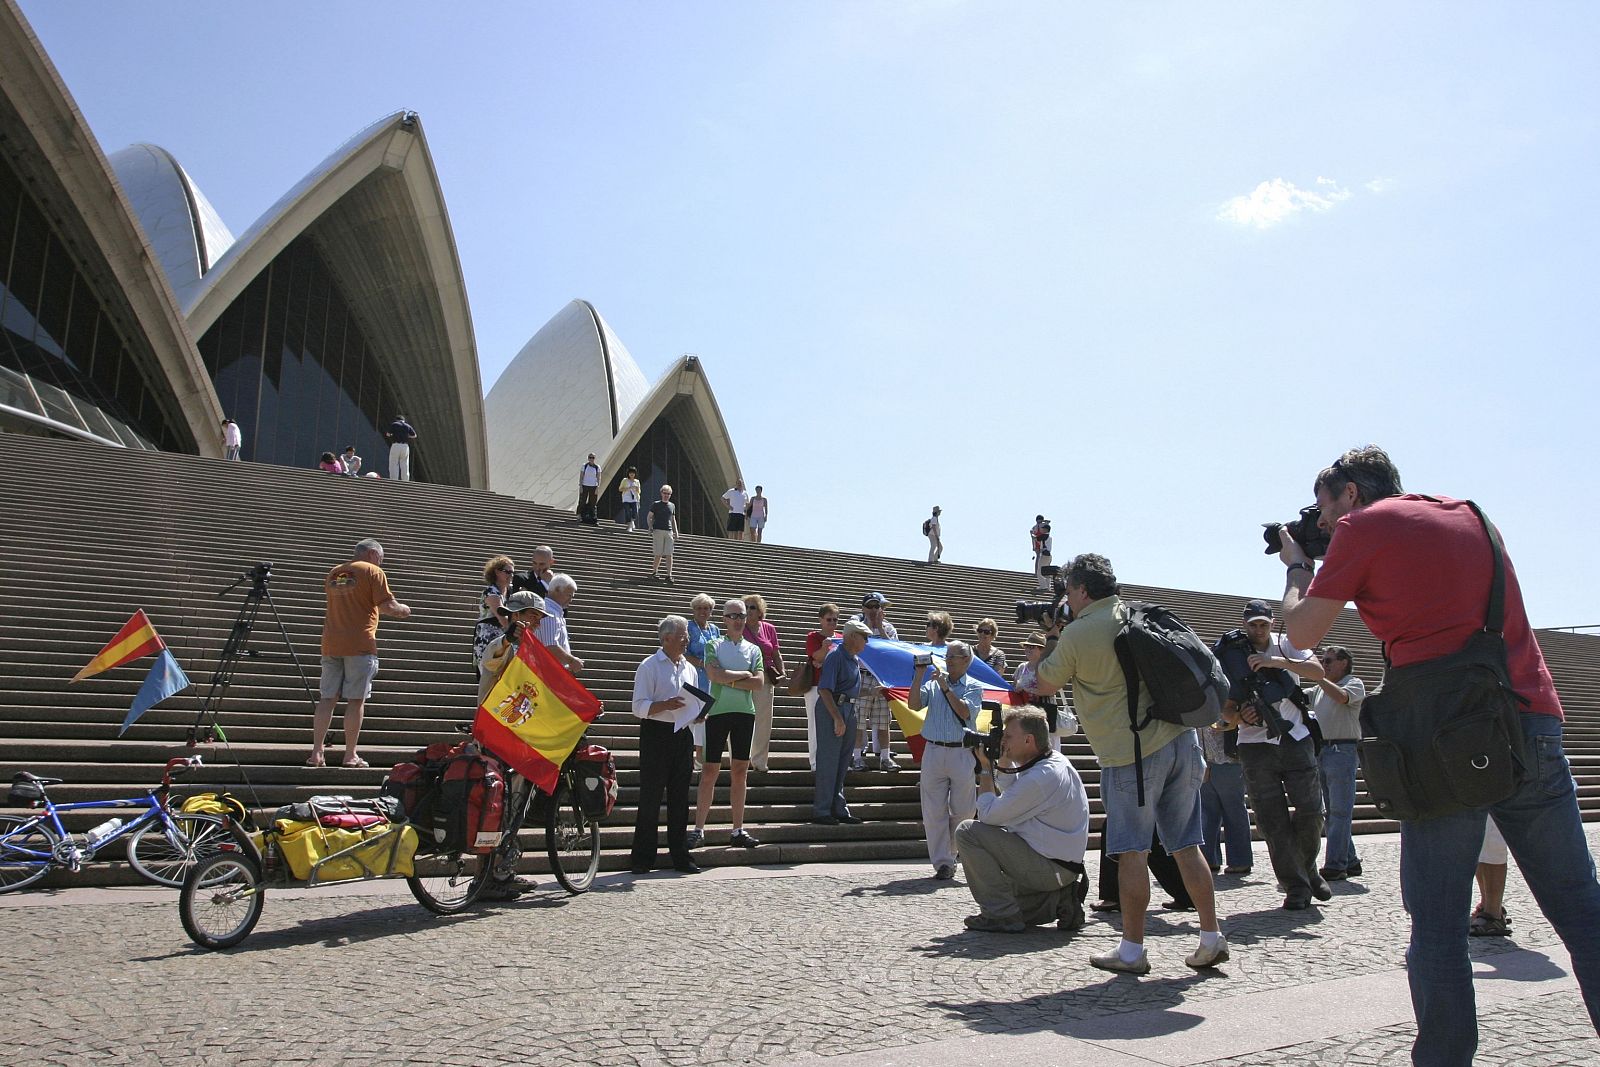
0, 2, 742, 531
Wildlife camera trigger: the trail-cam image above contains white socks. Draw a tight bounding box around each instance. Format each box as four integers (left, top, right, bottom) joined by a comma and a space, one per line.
1118, 939, 1145, 962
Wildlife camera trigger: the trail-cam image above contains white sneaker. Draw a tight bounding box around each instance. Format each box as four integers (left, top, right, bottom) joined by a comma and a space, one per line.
1185, 936, 1231, 969
1090, 948, 1150, 975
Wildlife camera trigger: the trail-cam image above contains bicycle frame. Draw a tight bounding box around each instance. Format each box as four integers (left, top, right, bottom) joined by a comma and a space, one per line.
4, 756, 203, 872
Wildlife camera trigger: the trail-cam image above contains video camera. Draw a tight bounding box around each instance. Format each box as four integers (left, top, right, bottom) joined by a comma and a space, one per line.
1262, 505, 1331, 560
1214, 630, 1312, 740
1016, 569, 1069, 628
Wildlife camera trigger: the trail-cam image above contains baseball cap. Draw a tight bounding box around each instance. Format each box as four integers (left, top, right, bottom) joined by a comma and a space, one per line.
1243, 599, 1273, 624
861, 592, 890, 608
504, 591, 550, 615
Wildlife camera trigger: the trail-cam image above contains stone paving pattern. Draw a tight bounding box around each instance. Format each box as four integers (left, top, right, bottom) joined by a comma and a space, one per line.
2, 830, 1597, 1066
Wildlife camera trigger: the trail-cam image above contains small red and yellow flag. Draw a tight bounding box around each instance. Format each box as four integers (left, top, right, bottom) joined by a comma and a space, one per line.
73, 610, 166, 683
473, 634, 602, 794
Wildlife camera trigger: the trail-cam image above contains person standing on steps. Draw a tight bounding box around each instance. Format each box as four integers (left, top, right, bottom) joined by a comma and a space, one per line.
647, 485, 679, 584
630, 614, 702, 875
577, 453, 600, 523
309, 538, 410, 769
690, 600, 765, 851
924, 506, 943, 564
742, 593, 786, 774
221, 417, 242, 461
748, 486, 769, 542
617, 466, 642, 530
722, 479, 749, 541
384, 415, 417, 481
848, 592, 899, 772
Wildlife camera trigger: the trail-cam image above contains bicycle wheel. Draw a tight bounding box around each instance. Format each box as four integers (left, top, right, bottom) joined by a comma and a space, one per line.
407, 851, 490, 914
0, 814, 59, 893
546, 780, 600, 894
179, 852, 264, 950
127, 813, 229, 888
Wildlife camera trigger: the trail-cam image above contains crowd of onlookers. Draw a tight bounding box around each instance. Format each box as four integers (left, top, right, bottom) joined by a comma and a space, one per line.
301, 442, 1599, 1066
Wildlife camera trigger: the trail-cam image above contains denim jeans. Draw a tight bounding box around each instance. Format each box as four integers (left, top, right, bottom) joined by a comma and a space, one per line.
1402, 714, 1600, 1066
1319, 741, 1361, 871
812, 700, 856, 818
1201, 761, 1254, 869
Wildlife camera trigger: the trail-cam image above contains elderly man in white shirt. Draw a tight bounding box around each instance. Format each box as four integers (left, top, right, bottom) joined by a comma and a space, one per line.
537, 573, 585, 676
629, 615, 702, 875
954, 706, 1090, 933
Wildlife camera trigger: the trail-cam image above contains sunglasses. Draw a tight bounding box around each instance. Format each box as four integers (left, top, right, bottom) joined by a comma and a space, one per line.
724, 612, 746, 619
977, 628, 995, 635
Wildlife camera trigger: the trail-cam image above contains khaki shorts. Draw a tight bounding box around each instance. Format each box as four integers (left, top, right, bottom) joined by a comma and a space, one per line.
319, 654, 378, 700
651, 529, 675, 557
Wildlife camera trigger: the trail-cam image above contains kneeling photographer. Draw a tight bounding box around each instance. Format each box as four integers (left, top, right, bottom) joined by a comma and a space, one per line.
955, 707, 1088, 933
1216, 599, 1326, 911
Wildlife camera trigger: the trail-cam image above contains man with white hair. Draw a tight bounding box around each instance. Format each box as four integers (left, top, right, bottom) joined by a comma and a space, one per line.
537, 573, 584, 676
813, 620, 872, 825
630, 615, 701, 874
909, 639, 983, 879
309, 538, 410, 768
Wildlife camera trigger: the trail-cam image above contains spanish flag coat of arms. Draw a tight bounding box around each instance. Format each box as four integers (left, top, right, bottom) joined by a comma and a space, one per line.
474, 635, 602, 794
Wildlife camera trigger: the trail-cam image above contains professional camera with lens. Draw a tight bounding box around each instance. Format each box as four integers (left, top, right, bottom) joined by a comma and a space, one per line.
1262, 505, 1331, 559
1016, 569, 1069, 627
963, 702, 1007, 761
1214, 631, 1312, 740
247, 561, 273, 580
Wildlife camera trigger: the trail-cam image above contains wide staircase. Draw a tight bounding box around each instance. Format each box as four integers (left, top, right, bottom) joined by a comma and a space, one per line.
2, 431, 1597, 887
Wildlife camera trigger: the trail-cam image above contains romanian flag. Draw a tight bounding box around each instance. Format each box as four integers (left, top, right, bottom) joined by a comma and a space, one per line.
73, 610, 165, 682
474, 634, 603, 794
850, 639, 1017, 764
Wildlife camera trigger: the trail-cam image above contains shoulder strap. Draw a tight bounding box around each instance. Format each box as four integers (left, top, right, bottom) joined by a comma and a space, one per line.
1463, 500, 1506, 634
1113, 628, 1149, 807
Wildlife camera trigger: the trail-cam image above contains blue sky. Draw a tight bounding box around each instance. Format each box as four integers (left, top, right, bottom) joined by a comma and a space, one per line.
23, 2, 1598, 627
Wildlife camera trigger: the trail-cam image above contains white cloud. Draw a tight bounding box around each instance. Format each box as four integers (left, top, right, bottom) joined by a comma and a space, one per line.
1217, 177, 1352, 230
1365, 177, 1395, 194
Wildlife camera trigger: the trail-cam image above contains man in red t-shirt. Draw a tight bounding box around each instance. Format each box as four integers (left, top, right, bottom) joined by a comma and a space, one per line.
309, 538, 411, 769
1278, 445, 1599, 1066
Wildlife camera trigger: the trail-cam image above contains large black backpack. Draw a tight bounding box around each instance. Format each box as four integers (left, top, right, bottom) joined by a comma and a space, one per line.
1114, 602, 1229, 805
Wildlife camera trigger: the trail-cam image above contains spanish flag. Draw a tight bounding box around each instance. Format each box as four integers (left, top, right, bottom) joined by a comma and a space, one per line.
474, 634, 602, 794
74, 610, 166, 682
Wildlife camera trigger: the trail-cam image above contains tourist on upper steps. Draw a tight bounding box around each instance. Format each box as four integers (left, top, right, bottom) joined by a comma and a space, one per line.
748, 486, 769, 542
220, 417, 242, 461
722, 478, 749, 541
317, 451, 343, 474
384, 415, 417, 481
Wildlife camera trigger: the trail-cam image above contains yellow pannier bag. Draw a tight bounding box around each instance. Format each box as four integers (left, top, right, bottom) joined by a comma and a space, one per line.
273, 818, 419, 882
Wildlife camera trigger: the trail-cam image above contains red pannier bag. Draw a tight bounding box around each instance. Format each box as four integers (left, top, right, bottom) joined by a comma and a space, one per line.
572, 744, 618, 819
436, 743, 507, 855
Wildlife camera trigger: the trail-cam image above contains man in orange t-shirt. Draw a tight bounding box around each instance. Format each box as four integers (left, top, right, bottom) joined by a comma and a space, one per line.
309, 538, 411, 768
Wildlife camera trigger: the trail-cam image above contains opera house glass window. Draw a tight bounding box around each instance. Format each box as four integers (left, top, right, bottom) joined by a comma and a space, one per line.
598, 414, 721, 535
197, 236, 418, 478
0, 155, 175, 450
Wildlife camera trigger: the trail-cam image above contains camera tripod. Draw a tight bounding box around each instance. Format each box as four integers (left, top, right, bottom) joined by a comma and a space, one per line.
187, 562, 318, 747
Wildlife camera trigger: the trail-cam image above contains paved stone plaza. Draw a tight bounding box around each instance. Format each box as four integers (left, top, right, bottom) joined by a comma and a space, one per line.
1, 830, 1595, 1066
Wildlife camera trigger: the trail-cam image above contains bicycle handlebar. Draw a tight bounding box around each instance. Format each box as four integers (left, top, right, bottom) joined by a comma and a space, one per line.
163, 755, 203, 776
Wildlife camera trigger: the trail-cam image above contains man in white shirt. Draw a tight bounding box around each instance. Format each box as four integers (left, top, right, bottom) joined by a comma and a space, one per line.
722, 479, 749, 541
629, 615, 701, 874
955, 707, 1090, 932
1313, 645, 1367, 880
577, 453, 601, 523
536, 573, 585, 676
1218, 599, 1326, 910
221, 418, 243, 461
925, 506, 943, 564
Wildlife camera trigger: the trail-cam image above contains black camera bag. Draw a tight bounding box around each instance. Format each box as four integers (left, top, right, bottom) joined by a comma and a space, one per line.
1356, 500, 1531, 822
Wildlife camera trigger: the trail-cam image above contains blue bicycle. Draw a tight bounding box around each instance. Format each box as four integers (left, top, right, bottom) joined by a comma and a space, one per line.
1, 756, 228, 891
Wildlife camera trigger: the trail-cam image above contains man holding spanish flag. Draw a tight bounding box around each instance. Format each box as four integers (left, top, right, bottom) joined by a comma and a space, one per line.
473, 588, 603, 899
